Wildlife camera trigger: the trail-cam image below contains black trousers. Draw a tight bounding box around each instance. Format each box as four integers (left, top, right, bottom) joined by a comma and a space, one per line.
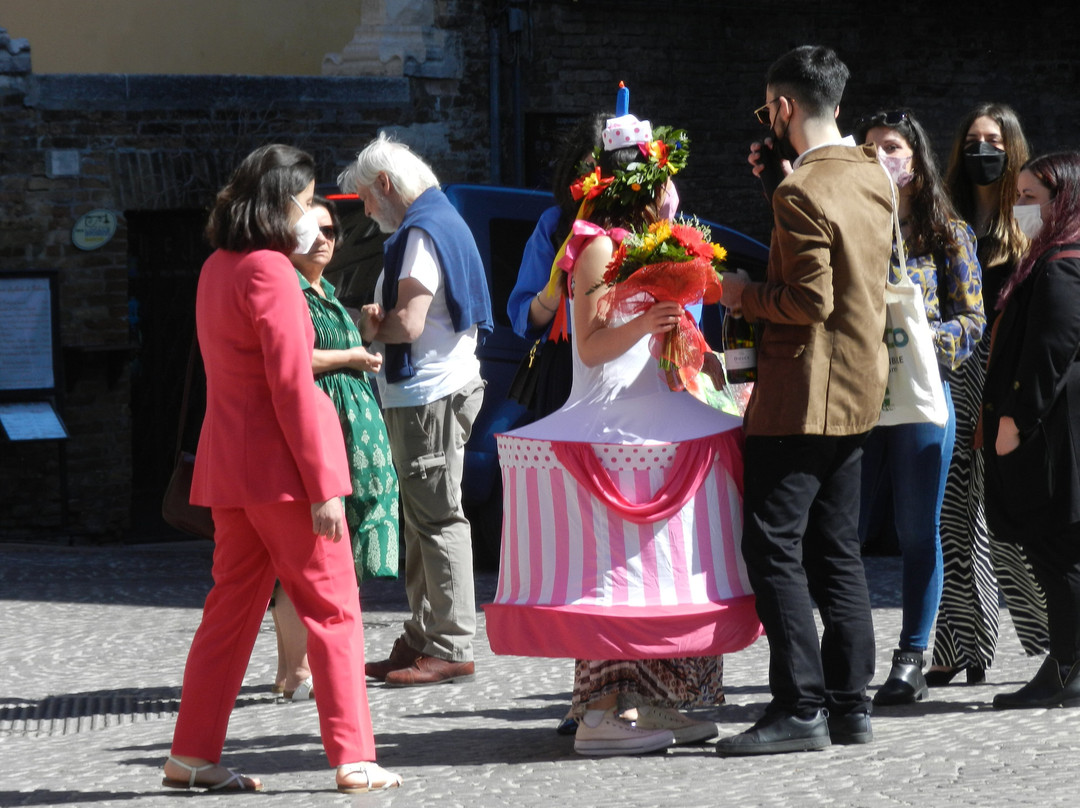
742, 433, 876, 717
1019, 530, 1080, 665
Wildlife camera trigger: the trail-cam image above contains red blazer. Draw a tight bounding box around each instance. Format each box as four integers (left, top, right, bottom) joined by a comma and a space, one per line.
190, 249, 351, 507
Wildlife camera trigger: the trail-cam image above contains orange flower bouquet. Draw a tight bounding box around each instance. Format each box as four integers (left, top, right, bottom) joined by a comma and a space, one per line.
592, 217, 728, 393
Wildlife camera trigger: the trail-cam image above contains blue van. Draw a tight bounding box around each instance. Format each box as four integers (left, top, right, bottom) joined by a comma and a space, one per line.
322, 184, 769, 568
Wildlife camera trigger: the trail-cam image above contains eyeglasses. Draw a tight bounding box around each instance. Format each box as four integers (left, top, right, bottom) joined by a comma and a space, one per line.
318, 226, 337, 240
754, 97, 782, 126
855, 110, 909, 132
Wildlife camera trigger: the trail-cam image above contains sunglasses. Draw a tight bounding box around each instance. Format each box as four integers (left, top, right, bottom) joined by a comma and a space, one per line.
855, 110, 909, 132
754, 97, 783, 126
318, 225, 337, 240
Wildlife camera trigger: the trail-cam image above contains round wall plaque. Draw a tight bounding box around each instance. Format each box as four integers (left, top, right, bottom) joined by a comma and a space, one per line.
72, 209, 118, 251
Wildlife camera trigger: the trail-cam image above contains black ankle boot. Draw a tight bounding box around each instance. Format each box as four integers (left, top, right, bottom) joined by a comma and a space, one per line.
873, 649, 928, 706
1059, 661, 1080, 708
993, 656, 1066, 709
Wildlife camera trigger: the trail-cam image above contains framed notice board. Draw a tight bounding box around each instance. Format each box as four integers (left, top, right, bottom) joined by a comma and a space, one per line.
0, 270, 69, 524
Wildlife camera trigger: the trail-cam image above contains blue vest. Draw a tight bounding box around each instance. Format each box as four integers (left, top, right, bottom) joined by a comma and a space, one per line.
381, 187, 492, 382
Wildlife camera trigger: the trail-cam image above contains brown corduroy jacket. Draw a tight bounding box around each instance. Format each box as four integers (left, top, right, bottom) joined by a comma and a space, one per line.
742, 142, 894, 437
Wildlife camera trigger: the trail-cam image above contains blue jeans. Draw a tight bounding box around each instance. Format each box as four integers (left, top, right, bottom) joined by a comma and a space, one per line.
859, 381, 955, 651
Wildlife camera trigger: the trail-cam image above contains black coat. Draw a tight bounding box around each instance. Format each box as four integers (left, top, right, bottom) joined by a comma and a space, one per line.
983, 246, 1080, 542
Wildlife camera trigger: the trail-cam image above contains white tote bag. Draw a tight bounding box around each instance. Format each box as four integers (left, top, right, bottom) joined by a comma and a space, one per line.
878, 195, 948, 427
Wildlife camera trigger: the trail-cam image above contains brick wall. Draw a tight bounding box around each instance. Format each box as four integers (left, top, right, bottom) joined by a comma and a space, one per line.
0, 7, 495, 540
512, 0, 1080, 244
2, 2, 1078, 540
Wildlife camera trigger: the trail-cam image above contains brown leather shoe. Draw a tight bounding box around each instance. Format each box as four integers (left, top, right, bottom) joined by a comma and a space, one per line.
383, 656, 475, 687
365, 638, 422, 681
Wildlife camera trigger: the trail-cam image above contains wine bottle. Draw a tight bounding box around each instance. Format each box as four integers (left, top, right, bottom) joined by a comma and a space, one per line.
722, 307, 757, 384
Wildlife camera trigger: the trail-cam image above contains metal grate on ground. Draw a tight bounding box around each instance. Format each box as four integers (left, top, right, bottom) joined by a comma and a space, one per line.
0, 689, 181, 737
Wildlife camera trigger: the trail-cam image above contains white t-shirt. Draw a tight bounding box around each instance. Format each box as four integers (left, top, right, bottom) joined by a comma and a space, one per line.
372, 228, 481, 408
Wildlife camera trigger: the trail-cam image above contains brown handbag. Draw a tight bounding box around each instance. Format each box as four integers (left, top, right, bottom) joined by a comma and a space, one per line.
161, 335, 214, 539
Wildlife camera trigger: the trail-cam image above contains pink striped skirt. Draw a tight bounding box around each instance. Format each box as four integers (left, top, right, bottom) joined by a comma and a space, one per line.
484, 431, 763, 659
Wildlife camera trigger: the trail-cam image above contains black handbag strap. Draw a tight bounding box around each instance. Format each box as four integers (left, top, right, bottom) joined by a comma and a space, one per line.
174, 332, 199, 458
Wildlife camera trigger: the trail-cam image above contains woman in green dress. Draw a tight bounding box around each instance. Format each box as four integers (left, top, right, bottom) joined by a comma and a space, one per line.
273, 196, 400, 700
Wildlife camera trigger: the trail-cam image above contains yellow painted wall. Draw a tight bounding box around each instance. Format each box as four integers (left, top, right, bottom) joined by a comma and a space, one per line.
0, 0, 363, 75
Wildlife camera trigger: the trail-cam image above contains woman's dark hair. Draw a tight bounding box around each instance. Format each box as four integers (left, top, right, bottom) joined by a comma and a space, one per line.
206, 144, 317, 253
551, 112, 608, 245
312, 194, 342, 242
998, 151, 1080, 309
855, 108, 961, 260
944, 103, 1030, 268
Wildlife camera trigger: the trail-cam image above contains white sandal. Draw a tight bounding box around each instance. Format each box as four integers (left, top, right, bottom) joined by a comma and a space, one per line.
336, 762, 403, 794
161, 756, 262, 791
283, 676, 314, 701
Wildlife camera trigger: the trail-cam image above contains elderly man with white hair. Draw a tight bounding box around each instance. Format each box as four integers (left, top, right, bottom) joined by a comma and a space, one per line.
339, 133, 491, 686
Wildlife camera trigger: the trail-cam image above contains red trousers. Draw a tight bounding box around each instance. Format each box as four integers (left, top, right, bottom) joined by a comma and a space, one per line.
170, 501, 375, 766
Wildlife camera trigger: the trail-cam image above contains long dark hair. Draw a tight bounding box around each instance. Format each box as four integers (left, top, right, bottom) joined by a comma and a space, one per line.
552, 112, 608, 245
944, 103, 1029, 268
998, 152, 1080, 310
206, 144, 316, 253
855, 108, 961, 260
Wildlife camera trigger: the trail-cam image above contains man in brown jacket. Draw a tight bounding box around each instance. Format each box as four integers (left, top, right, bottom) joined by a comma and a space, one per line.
715, 45, 894, 756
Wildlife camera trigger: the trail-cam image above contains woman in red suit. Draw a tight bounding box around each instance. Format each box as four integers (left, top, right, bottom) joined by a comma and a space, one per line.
161, 144, 401, 794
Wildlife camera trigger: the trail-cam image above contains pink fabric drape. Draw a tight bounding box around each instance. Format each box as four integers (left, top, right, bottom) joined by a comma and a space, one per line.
485, 598, 763, 659
550, 431, 743, 524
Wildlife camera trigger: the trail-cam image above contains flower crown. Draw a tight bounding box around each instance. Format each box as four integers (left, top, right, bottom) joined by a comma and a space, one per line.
570, 125, 690, 215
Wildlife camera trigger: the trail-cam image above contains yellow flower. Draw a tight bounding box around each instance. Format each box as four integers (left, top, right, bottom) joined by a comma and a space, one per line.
648, 221, 672, 242
713, 243, 728, 263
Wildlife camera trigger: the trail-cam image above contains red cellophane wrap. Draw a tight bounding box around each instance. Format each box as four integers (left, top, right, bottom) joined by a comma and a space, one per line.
595, 257, 721, 393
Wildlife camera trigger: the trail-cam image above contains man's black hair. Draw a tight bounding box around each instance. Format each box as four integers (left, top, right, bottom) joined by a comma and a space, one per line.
765, 45, 849, 118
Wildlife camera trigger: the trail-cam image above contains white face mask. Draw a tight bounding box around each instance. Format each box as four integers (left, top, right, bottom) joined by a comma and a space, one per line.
1013, 203, 1043, 240
291, 196, 321, 254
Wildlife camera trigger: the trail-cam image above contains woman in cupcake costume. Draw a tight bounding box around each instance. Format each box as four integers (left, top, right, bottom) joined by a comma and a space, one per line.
485, 85, 762, 756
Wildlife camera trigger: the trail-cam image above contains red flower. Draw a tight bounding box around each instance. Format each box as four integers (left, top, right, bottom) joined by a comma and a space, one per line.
570, 167, 614, 201
671, 224, 714, 260
603, 243, 628, 284
639, 138, 670, 168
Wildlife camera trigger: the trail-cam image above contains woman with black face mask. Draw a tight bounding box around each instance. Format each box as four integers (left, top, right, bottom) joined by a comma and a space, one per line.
927, 104, 1050, 687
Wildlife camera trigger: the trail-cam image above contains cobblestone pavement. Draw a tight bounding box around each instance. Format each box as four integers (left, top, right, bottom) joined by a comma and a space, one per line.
0, 541, 1077, 807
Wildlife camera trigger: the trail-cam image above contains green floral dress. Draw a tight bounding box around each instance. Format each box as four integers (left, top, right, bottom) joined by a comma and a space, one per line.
298, 272, 399, 581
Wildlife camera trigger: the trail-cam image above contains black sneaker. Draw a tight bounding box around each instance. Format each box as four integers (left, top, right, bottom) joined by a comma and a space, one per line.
715, 709, 830, 756
826, 710, 873, 744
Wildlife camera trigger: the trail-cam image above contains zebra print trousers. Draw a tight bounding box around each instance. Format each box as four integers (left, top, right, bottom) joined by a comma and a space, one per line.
932, 337, 1049, 669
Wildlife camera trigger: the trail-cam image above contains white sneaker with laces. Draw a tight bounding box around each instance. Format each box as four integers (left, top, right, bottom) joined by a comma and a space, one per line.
631, 705, 718, 744
573, 708, 675, 756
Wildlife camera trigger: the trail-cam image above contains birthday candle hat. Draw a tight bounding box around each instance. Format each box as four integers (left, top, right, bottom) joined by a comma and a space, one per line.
601, 82, 653, 150
545, 82, 689, 311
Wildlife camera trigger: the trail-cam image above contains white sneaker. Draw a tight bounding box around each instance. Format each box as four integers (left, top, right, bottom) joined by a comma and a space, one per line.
631, 705, 718, 745
573, 708, 675, 756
